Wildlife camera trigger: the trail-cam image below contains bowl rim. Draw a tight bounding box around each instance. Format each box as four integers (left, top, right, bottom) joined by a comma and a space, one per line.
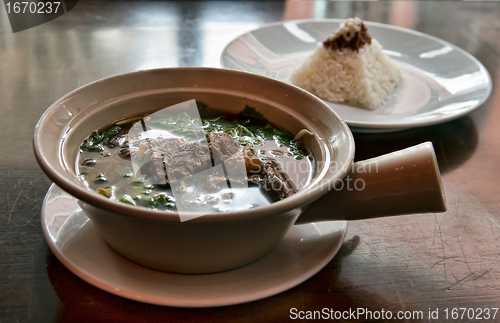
33, 67, 355, 223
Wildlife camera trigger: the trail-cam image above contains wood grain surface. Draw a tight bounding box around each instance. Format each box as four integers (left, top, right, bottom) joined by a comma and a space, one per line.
0, 1, 499, 322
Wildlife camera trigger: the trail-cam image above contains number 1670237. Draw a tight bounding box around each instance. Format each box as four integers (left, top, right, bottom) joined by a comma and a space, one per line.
5, 2, 61, 14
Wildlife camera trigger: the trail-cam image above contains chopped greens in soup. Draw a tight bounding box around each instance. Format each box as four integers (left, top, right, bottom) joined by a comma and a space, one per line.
77, 103, 314, 213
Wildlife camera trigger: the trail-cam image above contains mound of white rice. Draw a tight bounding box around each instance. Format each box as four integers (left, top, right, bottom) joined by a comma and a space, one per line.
290, 37, 401, 110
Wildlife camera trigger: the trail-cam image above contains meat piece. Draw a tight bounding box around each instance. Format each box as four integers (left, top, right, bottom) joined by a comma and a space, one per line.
151, 150, 169, 184
207, 132, 263, 174
158, 138, 212, 182
223, 146, 262, 173
129, 132, 265, 187
119, 147, 131, 158
206, 132, 240, 164
260, 161, 296, 202
240, 146, 262, 173
130, 137, 212, 183
107, 133, 128, 148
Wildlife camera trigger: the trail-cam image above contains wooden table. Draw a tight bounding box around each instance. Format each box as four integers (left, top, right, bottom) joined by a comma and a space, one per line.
1, 1, 499, 322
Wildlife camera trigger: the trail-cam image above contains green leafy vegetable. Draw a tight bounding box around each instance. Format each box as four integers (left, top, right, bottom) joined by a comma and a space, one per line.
253, 124, 305, 159
101, 126, 121, 144
132, 179, 145, 186
237, 105, 268, 125
224, 125, 261, 147
118, 195, 136, 205
145, 193, 175, 209
202, 120, 224, 133
253, 124, 274, 139
225, 125, 254, 137
177, 181, 187, 193
80, 126, 122, 152
197, 101, 229, 120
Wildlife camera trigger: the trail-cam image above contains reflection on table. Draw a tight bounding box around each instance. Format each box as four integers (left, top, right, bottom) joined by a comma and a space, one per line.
1, 1, 499, 322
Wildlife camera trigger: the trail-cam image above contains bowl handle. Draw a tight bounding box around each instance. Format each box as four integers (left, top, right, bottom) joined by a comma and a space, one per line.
295, 142, 446, 224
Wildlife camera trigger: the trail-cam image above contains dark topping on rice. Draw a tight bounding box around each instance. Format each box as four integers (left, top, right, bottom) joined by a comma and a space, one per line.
323, 21, 371, 52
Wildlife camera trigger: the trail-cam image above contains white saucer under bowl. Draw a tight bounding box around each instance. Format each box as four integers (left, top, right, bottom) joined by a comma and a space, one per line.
41, 184, 347, 307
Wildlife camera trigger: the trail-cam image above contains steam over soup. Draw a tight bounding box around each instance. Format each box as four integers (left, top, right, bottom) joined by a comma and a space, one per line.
77, 103, 314, 213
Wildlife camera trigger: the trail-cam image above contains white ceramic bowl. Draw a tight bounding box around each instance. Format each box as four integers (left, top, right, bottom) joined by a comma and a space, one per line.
34, 68, 445, 273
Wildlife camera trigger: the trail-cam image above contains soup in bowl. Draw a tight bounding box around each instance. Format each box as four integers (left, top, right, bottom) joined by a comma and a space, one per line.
34, 68, 446, 273
76, 100, 315, 218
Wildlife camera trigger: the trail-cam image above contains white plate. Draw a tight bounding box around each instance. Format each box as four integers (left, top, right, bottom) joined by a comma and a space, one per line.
221, 19, 492, 132
41, 184, 347, 307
